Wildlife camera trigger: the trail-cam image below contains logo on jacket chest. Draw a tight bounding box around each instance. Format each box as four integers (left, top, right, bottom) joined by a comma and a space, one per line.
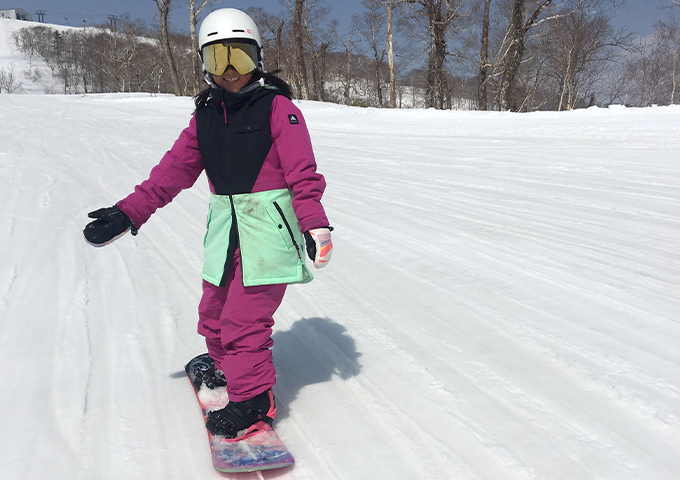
288, 114, 299, 125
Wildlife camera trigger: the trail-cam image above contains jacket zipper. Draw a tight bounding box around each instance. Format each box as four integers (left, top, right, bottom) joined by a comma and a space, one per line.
273, 201, 302, 261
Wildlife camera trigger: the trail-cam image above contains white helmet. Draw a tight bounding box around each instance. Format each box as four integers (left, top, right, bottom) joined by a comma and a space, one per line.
198, 8, 262, 51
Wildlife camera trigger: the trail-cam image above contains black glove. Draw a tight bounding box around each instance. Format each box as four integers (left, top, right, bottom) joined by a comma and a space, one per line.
83, 206, 137, 246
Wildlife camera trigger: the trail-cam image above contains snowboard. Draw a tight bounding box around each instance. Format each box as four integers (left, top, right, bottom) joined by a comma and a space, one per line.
185, 353, 295, 473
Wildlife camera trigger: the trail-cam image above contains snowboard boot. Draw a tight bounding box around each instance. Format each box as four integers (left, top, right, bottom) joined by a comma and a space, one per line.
187, 353, 227, 391
205, 389, 277, 439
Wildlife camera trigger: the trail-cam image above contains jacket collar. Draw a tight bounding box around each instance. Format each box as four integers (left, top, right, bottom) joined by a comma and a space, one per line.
209, 78, 266, 108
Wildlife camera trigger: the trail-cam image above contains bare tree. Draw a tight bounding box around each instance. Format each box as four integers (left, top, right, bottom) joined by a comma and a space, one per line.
338, 26, 368, 105
356, 0, 388, 106
497, 0, 553, 110
340, 30, 356, 104
88, 24, 153, 93
478, 0, 492, 110
12, 26, 52, 66
248, 7, 288, 72
310, 8, 338, 102
287, 0, 338, 101
542, 10, 627, 110
385, 0, 402, 107
171, 30, 200, 94
187, 0, 212, 95
311, 42, 330, 101
625, 41, 669, 106
153, 0, 182, 96
656, 18, 680, 103
487, 0, 628, 111
404, 0, 473, 109
516, 42, 550, 110
293, 0, 311, 99
0, 64, 23, 93
620, 17, 680, 106
496, 0, 606, 111
13, 22, 197, 95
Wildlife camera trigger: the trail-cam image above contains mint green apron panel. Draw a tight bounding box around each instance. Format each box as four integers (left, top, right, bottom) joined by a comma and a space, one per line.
234, 189, 313, 287
201, 194, 234, 286
201, 189, 313, 287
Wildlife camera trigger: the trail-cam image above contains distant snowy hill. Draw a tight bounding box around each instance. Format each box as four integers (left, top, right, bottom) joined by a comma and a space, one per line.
0, 17, 83, 93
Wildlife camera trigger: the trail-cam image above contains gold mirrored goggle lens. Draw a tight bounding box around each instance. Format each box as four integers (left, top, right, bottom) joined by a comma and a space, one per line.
202, 42, 258, 76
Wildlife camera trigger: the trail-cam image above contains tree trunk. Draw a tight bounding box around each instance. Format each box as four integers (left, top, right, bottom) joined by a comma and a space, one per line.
154, 0, 182, 96
344, 35, 353, 105
558, 44, 576, 110
478, 0, 491, 110
375, 55, 384, 107
311, 43, 328, 101
426, 0, 447, 109
407, 0, 453, 110
189, 0, 210, 95
672, 50, 678, 104
498, 0, 553, 111
498, 0, 526, 111
386, 0, 397, 108
274, 20, 285, 71
293, 0, 310, 99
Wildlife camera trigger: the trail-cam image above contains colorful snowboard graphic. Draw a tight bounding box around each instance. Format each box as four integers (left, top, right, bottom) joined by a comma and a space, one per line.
185, 354, 295, 473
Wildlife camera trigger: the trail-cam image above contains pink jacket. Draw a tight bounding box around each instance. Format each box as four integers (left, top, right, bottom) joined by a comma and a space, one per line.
117, 95, 329, 234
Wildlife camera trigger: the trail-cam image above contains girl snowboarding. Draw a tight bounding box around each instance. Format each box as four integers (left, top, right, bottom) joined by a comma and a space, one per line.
83, 8, 333, 439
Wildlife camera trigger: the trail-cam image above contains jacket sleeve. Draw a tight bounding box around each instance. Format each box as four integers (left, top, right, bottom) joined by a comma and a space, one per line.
270, 95, 329, 233
117, 114, 204, 229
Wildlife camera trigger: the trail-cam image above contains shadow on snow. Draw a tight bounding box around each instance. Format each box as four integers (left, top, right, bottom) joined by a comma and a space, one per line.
171, 317, 361, 421
272, 317, 361, 420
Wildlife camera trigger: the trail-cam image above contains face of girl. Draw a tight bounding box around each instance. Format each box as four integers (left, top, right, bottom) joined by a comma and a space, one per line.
212, 66, 253, 93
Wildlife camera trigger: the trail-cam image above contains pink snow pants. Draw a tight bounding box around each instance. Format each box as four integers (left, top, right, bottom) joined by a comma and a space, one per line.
197, 250, 286, 402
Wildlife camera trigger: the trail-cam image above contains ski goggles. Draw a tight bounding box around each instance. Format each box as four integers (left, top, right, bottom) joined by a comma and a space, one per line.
202, 41, 259, 76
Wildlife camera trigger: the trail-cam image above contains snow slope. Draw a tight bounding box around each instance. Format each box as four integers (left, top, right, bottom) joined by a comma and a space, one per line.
0, 18, 78, 94
1, 93, 679, 480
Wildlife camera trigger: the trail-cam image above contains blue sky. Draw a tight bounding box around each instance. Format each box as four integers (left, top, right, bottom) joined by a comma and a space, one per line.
3, 0, 676, 37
